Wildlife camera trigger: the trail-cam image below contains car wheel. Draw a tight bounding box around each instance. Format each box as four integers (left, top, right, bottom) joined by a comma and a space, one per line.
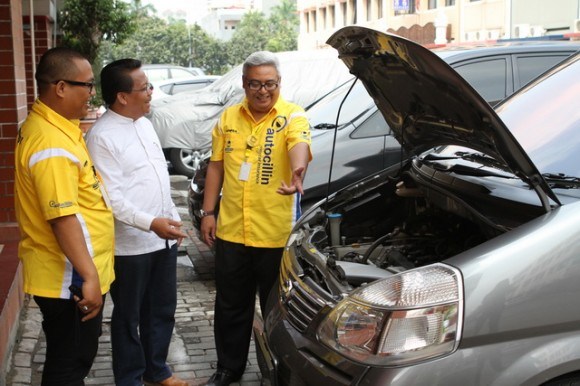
169, 148, 210, 178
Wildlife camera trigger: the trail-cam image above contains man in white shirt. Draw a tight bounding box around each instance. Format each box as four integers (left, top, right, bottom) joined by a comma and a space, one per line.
86, 59, 188, 386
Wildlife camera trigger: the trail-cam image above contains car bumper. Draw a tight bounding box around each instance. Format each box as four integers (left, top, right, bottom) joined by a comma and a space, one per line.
253, 284, 580, 386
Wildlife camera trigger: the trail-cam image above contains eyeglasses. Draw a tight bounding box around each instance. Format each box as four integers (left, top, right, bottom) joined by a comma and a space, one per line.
131, 83, 154, 94
247, 80, 279, 91
52, 79, 95, 93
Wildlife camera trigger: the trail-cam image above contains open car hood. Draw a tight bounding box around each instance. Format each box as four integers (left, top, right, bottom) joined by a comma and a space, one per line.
326, 26, 559, 208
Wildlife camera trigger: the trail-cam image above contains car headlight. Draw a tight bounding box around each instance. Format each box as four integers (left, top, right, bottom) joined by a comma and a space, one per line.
317, 263, 463, 366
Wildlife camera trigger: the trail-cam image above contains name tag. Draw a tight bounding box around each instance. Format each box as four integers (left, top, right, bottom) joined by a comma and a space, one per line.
239, 162, 251, 181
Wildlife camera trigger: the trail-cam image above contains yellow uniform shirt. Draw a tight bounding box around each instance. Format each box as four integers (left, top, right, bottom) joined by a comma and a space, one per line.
211, 97, 312, 248
14, 100, 115, 298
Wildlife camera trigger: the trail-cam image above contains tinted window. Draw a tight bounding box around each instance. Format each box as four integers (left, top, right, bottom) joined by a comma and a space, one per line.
453, 58, 508, 104
351, 110, 390, 138
515, 54, 571, 87
497, 55, 580, 178
307, 79, 374, 128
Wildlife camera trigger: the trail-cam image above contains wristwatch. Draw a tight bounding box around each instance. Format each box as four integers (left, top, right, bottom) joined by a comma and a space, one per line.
199, 209, 215, 218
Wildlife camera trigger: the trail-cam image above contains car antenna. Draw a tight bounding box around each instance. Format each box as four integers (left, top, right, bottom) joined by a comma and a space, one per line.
323, 77, 360, 214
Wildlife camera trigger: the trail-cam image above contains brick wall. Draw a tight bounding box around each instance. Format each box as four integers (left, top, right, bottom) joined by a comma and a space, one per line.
23, 15, 52, 108
0, 0, 27, 224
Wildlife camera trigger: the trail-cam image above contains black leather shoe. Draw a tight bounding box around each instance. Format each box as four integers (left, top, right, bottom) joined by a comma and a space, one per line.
206, 368, 240, 386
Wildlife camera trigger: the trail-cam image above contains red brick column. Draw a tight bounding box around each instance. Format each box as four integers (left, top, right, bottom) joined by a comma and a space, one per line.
0, 0, 28, 379
0, 0, 27, 226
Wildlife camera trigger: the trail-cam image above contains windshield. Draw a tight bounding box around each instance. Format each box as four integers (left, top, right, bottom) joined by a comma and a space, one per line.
496, 54, 580, 178
306, 79, 374, 128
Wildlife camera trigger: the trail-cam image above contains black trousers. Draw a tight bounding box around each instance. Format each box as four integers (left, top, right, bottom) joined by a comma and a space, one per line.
34, 295, 105, 386
214, 238, 283, 377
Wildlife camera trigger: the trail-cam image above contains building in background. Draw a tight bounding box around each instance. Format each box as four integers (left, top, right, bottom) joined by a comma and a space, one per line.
297, 0, 580, 49
198, 0, 279, 41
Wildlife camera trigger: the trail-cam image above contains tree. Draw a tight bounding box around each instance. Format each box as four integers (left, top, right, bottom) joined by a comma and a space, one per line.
59, 0, 136, 63
105, 16, 228, 74
226, 11, 271, 66
267, 0, 299, 52
129, 0, 156, 20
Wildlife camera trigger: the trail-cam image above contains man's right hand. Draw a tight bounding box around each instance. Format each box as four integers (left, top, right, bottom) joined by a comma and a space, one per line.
77, 278, 103, 322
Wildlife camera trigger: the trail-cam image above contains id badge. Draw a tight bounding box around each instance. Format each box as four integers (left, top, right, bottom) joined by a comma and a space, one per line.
239, 161, 251, 181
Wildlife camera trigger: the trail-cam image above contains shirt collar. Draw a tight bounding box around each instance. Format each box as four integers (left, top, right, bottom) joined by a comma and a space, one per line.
105, 108, 141, 124
32, 99, 83, 142
240, 96, 286, 123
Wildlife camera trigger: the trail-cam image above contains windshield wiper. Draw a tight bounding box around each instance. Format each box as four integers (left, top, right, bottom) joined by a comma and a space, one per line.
455, 151, 510, 171
542, 173, 580, 189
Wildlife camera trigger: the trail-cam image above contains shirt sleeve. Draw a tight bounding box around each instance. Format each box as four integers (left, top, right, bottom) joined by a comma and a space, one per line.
31, 149, 81, 221
210, 114, 226, 162
86, 133, 155, 231
286, 108, 313, 161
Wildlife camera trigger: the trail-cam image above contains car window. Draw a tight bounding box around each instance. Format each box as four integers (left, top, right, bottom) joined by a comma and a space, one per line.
515, 54, 571, 88
145, 68, 169, 82
307, 79, 374, 128
497, 55, 580, 179
351, 110, 390, 138
170, 68, 197, 79
159, 84, 173, 93
453, 57, 509, 105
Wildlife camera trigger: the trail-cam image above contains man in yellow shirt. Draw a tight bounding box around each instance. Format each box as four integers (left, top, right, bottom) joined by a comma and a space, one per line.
200, 51, 311, 386
14, 47, 115, 386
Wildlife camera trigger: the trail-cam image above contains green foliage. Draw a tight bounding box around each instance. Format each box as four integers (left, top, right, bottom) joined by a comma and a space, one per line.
59, 0, 136, 63
226, 12, 271, 65
101, 0, 299, 75
59, 0, 136, 106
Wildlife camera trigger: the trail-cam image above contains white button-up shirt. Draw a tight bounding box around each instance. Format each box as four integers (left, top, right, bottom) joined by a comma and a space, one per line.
86, 109, 179, 255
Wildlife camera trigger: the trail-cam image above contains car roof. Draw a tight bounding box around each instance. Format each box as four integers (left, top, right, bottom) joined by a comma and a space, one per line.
433, 40, 580, 60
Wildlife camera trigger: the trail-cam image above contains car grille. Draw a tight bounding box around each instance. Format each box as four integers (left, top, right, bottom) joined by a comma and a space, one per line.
283, 278, 326, 332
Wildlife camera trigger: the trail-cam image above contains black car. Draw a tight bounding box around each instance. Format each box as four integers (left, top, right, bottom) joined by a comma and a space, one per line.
256, 27, 580, 386
188, 39, 579, 229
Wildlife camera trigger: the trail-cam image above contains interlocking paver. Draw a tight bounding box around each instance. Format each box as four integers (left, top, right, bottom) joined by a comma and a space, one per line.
5, 175, 261, 386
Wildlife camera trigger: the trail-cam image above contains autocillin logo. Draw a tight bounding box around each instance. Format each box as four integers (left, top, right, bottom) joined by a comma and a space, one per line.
257, 116, 287, 185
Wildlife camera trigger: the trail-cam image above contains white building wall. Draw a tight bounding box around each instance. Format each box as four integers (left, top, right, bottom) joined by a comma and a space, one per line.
297, 0, 579, 50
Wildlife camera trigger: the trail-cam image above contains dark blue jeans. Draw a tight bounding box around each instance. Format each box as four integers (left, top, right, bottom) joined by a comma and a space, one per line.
34, 295, 105, 386
213, 238, 283, 378
110, 244, 178, 386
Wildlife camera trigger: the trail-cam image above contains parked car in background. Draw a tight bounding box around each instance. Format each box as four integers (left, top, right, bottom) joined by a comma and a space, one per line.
255, 26, 580, 386
151, 75, 221, 100
187, 38, 580, 230
142, 64, 204, 82
148, 49, 354, 177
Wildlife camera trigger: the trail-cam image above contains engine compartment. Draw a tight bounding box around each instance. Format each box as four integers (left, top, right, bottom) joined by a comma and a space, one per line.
296, 168, 514, 295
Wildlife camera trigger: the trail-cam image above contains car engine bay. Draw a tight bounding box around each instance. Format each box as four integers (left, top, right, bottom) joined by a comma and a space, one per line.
292, 160, 543, 297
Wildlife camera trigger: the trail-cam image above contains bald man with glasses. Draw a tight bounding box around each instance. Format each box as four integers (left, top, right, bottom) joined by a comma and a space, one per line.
15, 47, 115, 385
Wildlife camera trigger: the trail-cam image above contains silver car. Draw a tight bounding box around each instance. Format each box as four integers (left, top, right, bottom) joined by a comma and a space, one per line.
255, 27, 580, 386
